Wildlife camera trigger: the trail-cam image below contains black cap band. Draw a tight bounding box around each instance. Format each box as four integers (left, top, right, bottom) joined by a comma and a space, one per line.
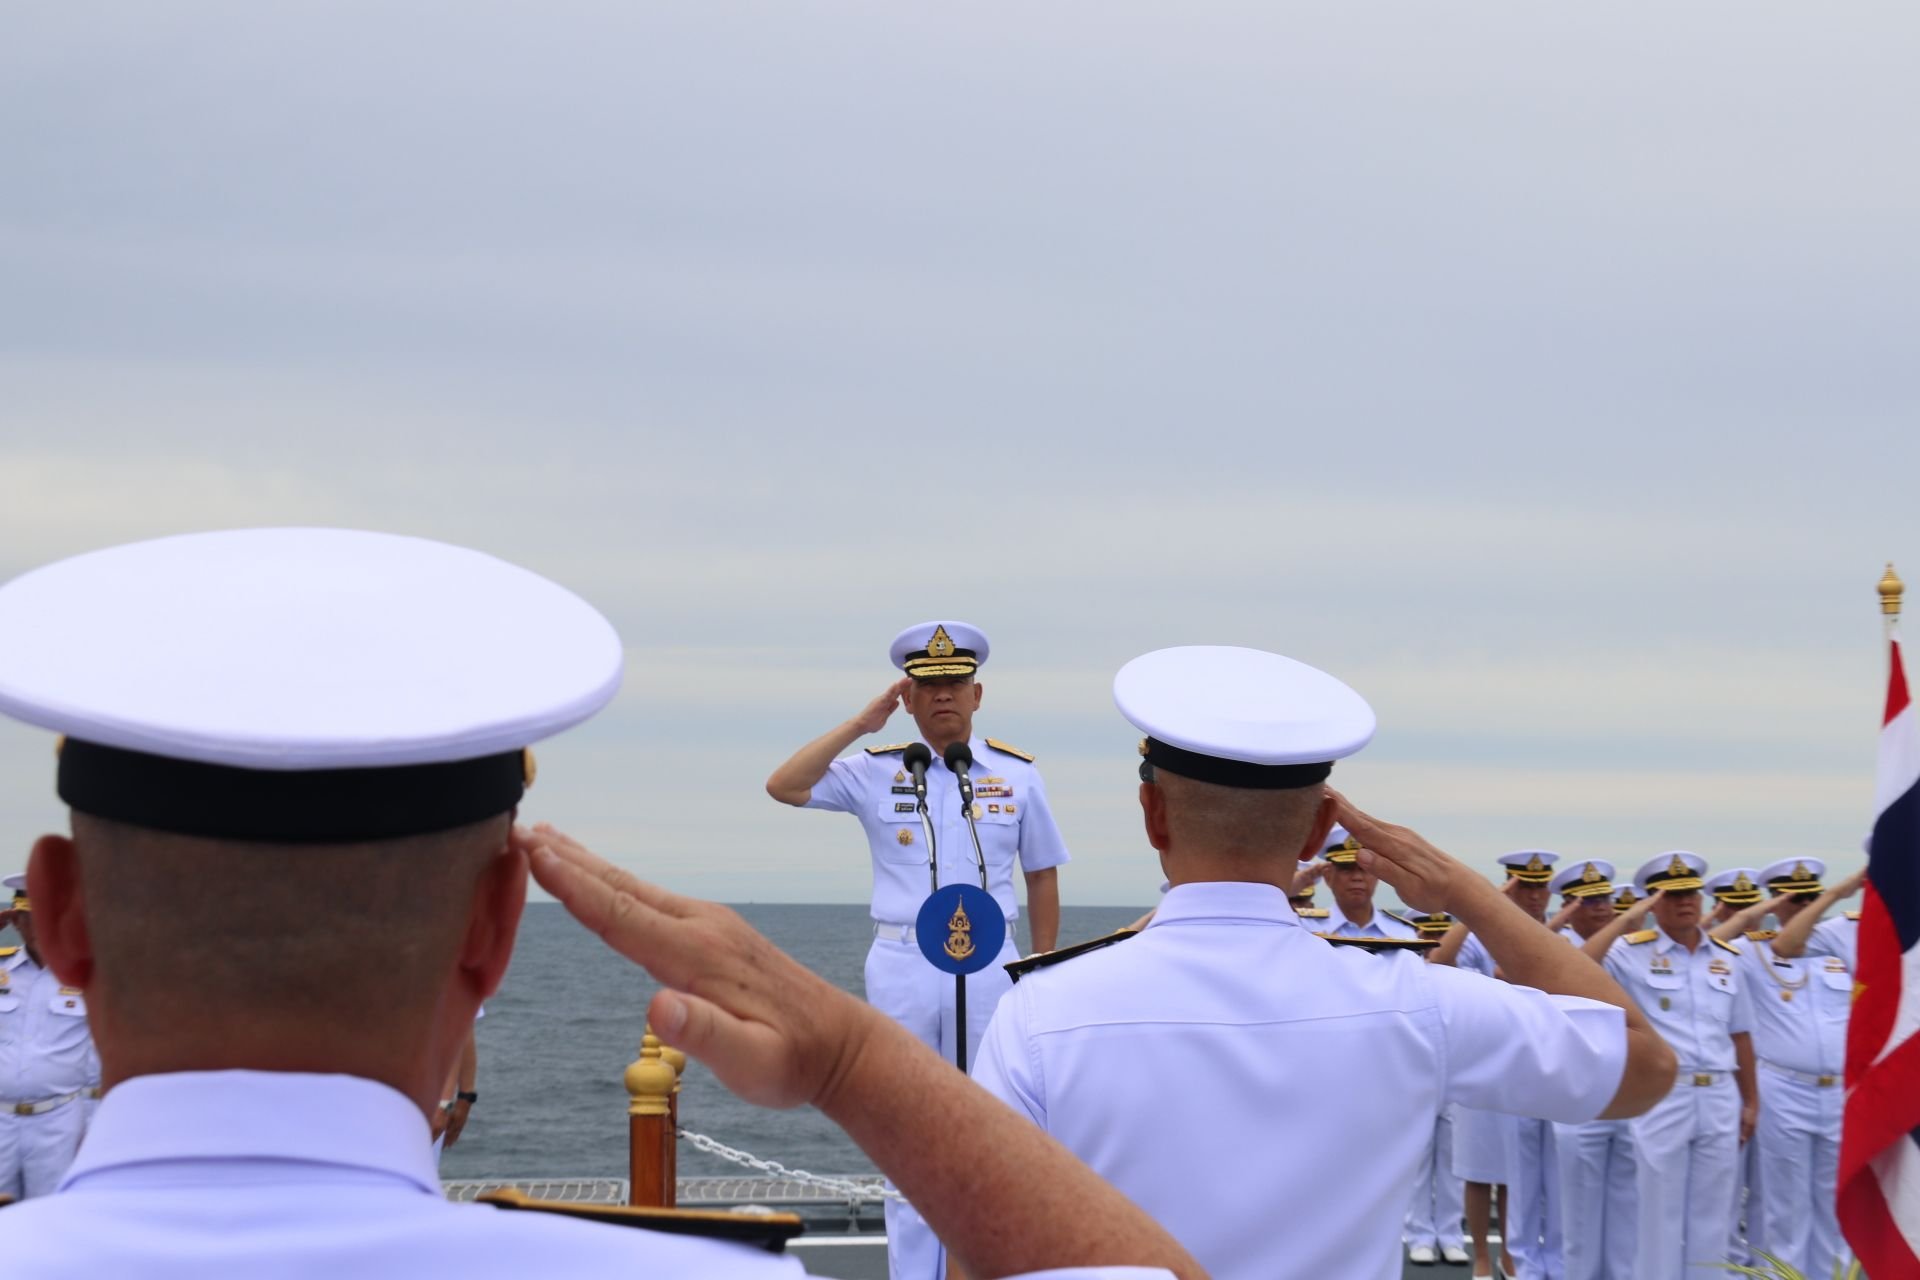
1139, 737, 1332, 790
58, 739, 526, 843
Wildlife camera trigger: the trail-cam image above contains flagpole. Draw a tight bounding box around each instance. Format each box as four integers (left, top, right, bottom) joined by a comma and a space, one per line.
1883, 563, 1904, 635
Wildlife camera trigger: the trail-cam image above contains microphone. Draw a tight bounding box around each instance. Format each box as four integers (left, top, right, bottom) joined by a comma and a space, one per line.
902, 742, 933, 805
943, 740, 975, 808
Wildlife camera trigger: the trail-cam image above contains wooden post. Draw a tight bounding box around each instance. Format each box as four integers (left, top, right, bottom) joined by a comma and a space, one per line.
661, 1043, 687, 1208
624, 1027, 676, 1207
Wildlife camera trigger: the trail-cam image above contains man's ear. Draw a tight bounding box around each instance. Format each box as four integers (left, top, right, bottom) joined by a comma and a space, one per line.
27, 833, 92, 987
971, 682, 983, 710
460, 838, 529, 1001
1139, 781, 1171, 853
1299, 792, 1338, 863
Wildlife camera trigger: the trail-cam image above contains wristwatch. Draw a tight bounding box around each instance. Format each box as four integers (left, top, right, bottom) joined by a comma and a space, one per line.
455, 1090, 479, 1106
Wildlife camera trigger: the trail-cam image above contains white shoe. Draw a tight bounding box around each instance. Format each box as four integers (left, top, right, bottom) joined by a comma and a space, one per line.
1441, 1244, 1471, 1265
1408, 1244, 1438, 1265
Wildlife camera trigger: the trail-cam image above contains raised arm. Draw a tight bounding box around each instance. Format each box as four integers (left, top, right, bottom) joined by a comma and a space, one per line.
765, 678, 910, 806
522, 825, 1205, 1280
1709, 895, 1788, 943
1334, 793, 1676, 1120
1771, 868, 1866, 959
1580, 891, 1660, 962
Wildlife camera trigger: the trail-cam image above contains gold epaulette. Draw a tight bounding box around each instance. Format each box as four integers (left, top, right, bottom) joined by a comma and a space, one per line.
1711, 935, 1742, 955
864, 742, 913, 755
1295, 907, 1330, 919
478, 1189, 803, 1253
1324, 935, 1440, 954
0, 947, 17, 957
984, 737, 1034, 762
1006, 928, 1136, 984
1845, 910, 1862, 921
1746, 929, 1777, 942
1625, 929, 1658, 944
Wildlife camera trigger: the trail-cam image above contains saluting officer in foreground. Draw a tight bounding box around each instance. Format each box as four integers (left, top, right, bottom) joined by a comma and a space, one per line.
0, 529, 1195, 1280
1586, 852, 1760, 1280
970, 645, 1676, 1280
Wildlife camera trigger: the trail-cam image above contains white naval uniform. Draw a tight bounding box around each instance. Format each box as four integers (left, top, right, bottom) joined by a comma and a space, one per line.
808, 735, 1069, 1280
1739, 929, 1853, 1277
1313, 907, 1422, 942
1449, 933, 1517, 1186
1551, 927, 1635, 1280
0, 947, 100, 1199
971, 883, 1628, 1280
1603, 926, 1755, 1280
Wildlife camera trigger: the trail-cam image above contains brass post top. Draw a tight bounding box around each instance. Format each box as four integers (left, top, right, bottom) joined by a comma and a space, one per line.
1882, 563, 1904, 618
624, 1026, 677, 1116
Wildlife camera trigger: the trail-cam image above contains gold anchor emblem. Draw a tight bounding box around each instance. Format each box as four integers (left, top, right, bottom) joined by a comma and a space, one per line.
1731, 872, 1756, 894
1667, 854, 1691, 879
928, 625, 956, 659
1581, 863, 1605, 884
1523, 854, 1545, 875
944, 899, 975, 962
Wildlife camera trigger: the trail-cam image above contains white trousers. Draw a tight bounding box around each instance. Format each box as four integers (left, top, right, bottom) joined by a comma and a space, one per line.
1755, 1066, 1847, 1279
1553, 1117, 1635, 1280
1405, 1106, 1466, 1250
0, 1098, 88, 1199
1508, 1116, 1563, 1280
866, 932, 1019, 1280
1629, 1076, 1740, 1280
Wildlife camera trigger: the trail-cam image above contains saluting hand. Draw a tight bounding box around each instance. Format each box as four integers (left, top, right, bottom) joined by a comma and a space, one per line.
1329, 790, 1474, 914
1621, 889, 1663, 926
522, 824, 873, 1112
853, 678, 912, 735
1836, 867, 1868, 898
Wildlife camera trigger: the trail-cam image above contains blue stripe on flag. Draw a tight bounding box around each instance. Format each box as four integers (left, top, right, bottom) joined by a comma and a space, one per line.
1874, 777, 1920, 952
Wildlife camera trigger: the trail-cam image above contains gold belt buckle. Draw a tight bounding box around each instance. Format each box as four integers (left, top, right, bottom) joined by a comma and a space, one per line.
1692, 1073, 1713, 1087
1817, 1074, 1836, 1087
12, 1102, 33, 1116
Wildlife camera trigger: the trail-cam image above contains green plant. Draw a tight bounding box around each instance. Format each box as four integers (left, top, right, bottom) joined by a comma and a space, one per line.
1709, 1254, 1864, 1280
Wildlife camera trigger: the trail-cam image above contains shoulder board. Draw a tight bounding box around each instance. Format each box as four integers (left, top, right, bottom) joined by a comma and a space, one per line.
864, 743, 913, 756
1295, 907, 1330, 919
1625, 929, 1658, 944
1006, 928, 1136, 984
0, 947, 16, 957
478, 1189, 803, 1253
1324, 935, 1439, 954
1383, 910, 1419, 928
1745, 929, 1777, 942
984, 737, 1035, 762
1845, 911, 1862, 921
1711, 936, 1742, 955
0, 1193, 13, 1209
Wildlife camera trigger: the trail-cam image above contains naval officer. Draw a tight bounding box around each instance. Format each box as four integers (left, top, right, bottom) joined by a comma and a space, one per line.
1405, 910, 1471, 1269
1590, 852, 1760, 1280
0, 529, 1195, 1280
0, 873, 100, 1199
1734, 858, 1852, 1278
970, 645, 1676, 1280
1701, 866, 1766, 1264
1545, 861, 1637, 1280
766, 620, 1070, 1280
1314, 826, 1422, 943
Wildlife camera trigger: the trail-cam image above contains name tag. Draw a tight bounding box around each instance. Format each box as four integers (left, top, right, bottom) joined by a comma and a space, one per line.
894, 802, 916, 813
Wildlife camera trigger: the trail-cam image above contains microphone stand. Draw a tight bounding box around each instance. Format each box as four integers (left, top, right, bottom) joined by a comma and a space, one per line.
945, 753, 992, 1073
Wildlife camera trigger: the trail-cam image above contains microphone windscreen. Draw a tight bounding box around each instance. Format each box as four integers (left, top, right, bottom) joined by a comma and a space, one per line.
943, 741, 973, 771
902, 742, 933, 771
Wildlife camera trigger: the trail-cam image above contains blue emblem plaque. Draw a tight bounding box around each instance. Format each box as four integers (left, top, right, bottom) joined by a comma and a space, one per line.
915, 883, 1006, 976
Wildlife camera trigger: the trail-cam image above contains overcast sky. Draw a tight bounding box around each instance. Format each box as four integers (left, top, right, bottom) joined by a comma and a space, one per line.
1, 3, 1914, 907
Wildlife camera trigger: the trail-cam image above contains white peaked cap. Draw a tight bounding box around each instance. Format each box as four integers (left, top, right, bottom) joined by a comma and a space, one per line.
0, 529, 623, 843
1116, 646, 1374, 788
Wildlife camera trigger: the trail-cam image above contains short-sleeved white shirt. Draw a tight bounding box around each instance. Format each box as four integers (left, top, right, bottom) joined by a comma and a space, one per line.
1738, 935, 1850, 1076
0, 947, 99, 1098
971, 882, 1626, 1280
1314, 906, 1421, 941
1602, 925, 1754, 1072
807, 737, 1069, 922
1809, 914, 1859, 969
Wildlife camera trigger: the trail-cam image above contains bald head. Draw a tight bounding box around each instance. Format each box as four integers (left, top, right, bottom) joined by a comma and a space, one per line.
33, 811, 523, 1100
1141, 768, 1336, 886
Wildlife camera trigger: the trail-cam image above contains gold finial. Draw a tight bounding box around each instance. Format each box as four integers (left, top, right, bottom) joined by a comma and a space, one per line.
624, 1027, 677, 1118
660, 1043, 687, 1096
1882, 564, 1904, 618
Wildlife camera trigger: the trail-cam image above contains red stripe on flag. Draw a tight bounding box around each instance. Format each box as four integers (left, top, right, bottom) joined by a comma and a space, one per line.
1838, 1158, 1920, 1280
1889, 638, 1911, 725
1847, 882, 1900, 1082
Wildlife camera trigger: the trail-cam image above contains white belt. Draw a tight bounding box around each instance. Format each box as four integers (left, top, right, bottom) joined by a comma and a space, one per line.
1762, 1060, 1840, 1088
874, 918, 1015, 945
5, 1089, 83, 1117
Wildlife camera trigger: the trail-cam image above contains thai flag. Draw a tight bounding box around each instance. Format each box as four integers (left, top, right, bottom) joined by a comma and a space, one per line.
1840, 626, 1920, 1273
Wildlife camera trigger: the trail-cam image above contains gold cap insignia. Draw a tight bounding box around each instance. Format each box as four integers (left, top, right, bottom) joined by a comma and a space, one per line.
1581, 863, 1605, 884
1667, 854, 1691, 878
1138, 738, 1150, 757
1524, 855, 1546, 874
1732, 872, 1755, 894
928, 625, 956, 659
1790, 862, 1811, 881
